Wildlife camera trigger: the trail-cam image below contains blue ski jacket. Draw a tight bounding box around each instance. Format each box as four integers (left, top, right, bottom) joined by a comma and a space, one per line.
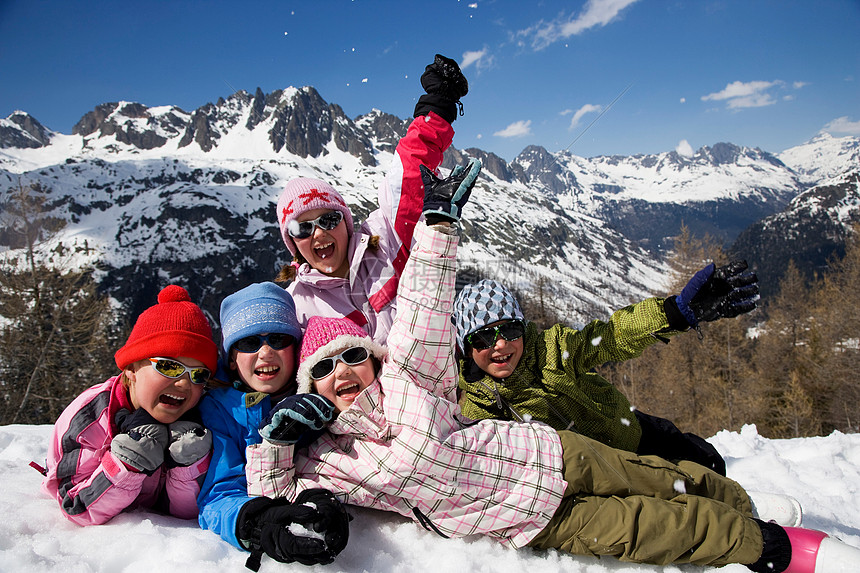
196, 385, 271, 550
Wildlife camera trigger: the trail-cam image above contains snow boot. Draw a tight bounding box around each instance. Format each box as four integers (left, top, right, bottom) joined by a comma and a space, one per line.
748, 491, 803, 527
783, 527, 860, 573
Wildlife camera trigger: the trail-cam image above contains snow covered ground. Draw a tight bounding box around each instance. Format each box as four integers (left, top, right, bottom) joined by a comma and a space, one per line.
1, 423, 858, 573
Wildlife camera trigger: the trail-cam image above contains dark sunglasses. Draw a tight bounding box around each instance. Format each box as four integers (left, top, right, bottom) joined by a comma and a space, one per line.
232, 333, 295, 354
288, 210, 344, 239
467, 320, 526, 350
148, 357, 211, 386
310, 346, 370, 380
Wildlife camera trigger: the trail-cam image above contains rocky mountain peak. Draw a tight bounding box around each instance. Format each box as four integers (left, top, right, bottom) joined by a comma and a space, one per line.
0, 111, 52, 149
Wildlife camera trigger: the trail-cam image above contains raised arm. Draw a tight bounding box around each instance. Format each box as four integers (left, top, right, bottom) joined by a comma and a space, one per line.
377, 54, 468, 278
386, 159, 481, 400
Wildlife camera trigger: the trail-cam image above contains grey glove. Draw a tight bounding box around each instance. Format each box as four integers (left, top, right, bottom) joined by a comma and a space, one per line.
111, 409, 169, 473
167, 420, 212, 466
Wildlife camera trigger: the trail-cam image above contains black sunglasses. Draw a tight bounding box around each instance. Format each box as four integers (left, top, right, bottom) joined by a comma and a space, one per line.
148, 357, 211, 386
287, 210, 344, 239
467, 320, 526, 350
310, 347, 370, 380
232, 333, 295, 354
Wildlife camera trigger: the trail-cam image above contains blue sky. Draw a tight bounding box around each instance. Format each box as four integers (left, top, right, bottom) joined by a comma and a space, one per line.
1, 0, 859, 161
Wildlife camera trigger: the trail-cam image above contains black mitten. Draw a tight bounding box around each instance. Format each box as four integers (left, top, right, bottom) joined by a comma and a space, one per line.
674, 260, 759, 327
634, 410, 727, 475
258, 394, 335, 445
237, 491, 350, 571
420, 159, 482, 224
413, 54, 469, 123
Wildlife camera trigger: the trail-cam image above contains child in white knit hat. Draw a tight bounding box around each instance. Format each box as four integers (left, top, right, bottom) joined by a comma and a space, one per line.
275, 54, 474, 345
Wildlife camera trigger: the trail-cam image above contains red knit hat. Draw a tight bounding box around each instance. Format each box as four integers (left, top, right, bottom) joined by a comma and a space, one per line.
276, 178, 354, 256
114, 285, 218, 372
296, 316, 387, 393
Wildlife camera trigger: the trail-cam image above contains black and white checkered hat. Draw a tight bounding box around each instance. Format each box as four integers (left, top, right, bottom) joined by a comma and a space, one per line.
453, 279, 525, 353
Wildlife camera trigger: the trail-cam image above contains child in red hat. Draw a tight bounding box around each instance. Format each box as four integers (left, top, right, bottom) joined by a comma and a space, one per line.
42, 285, 218, 525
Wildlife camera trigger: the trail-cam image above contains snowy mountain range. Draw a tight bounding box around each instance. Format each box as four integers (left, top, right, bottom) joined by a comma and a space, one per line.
1, 86, 858, 327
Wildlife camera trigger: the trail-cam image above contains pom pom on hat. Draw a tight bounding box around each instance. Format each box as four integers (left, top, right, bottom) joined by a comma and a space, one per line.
220, 282, 302, 355
276, 178, 354, 256
114, 285, 218, 372
295, 316, 387, 394
453, 279, 525, 354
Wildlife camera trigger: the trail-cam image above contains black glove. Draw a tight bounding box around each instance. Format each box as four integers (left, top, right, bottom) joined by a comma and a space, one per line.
413, 53, 469, 123
237, 490, 350, 571
634, 410, 727, 476
259, 394, 335, 445
673, 260, 759, 328
167, 409, 212, 466
420, 159, 482, 224
111, 408, 169, 473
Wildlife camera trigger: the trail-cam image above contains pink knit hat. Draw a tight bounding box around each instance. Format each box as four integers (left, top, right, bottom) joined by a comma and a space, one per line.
276, 178, 355, 256
296, 316, 387, 393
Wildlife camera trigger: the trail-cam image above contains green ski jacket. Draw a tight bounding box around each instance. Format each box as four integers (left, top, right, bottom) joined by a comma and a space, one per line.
457, 297, 682, 452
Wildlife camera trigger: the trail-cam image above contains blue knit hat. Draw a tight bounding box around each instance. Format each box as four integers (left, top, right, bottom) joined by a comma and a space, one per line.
453, 279, 525, 354
219, 283, 302, 355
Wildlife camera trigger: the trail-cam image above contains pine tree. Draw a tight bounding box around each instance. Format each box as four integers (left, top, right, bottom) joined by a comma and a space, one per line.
0, 181, 118, 424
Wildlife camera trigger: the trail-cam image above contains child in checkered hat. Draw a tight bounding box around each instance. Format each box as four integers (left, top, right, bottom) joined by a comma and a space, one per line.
245, 163, 860, 572
452, 276, 757, 475
42, 285, 217, 525
274, 54, 470, 344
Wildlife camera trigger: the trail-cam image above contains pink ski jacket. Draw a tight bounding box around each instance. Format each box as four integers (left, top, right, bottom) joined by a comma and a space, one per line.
247, 223, 568, 549
42, 376, 209, 526
287, 112, 455, 344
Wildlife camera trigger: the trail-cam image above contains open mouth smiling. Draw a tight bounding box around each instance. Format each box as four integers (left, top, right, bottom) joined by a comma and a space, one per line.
314, 241, 335, 260
159, 393, 186, 407
490, 353, 513, 364
336, 382, 360, 397
255, 365, 280, 377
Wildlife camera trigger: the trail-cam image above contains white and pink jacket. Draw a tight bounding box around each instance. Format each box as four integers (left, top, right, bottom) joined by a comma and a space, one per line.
247, 223, 569, 549
42, 376, 209, 526
287, 112, 454, 344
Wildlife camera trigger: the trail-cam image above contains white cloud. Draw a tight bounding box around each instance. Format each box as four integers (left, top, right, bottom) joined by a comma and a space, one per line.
568, 104, 602, 130
793, 81, 808, 89
680, 97, 686, 104
519, 0, 639, 50
494, 120, 532, 138
823, 116, 860, 136
461, 49, 485, 69
701, 80, 783, 109
461, 48, 494, 72
676, 139, 694, 157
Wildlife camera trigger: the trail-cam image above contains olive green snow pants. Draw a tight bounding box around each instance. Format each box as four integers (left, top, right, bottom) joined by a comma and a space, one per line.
528, 430, 764, 567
